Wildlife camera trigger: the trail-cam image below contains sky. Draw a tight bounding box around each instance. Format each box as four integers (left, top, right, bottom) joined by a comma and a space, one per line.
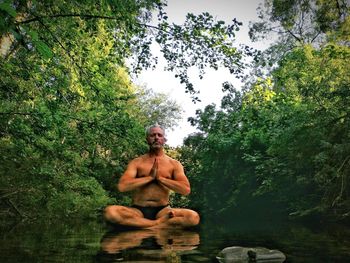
135, 0, 266, 146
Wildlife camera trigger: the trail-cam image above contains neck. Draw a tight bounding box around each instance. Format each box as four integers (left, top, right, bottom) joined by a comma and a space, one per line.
148, 148, 164, 157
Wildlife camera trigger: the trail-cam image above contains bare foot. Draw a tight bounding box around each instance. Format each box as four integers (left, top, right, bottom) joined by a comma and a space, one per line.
146, 214, 169, 229
147, 210, 178, 229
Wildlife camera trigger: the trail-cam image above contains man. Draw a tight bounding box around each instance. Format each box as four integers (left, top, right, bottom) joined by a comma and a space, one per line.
104, 124, 200, 228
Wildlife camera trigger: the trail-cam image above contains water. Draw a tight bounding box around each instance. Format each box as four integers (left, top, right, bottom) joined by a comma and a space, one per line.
1, 218, 349, 262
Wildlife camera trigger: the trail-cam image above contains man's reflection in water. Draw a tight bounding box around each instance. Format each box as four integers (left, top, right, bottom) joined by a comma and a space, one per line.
98, 227, 200, 262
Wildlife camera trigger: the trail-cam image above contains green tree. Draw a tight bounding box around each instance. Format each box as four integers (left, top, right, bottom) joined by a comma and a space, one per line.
184, 45, 350, 221
268, 44, 350, 217
248, 0, 349, 79
134, 86, 182, 130
183, 0, 350, 221
0, 0, 248, 219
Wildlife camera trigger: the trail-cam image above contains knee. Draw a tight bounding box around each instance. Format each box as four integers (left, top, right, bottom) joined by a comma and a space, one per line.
103, 205, 120, 222
103, 206, 112, 220
189, 210, 200, 226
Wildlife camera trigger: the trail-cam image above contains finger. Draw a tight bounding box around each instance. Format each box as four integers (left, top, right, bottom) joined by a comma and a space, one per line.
150, 158, 157, 178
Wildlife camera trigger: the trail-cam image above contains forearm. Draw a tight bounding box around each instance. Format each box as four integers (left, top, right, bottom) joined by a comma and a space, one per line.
118, 177, 154, 192
157, 177, 190, 195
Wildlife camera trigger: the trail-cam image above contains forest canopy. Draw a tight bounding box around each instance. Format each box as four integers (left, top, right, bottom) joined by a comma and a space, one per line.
182, 0, 350, 222
0, 0, 247, 219
1, 0, 349, 222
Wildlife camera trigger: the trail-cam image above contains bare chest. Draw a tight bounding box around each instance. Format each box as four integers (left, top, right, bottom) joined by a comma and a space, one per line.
136, 158, 174, 179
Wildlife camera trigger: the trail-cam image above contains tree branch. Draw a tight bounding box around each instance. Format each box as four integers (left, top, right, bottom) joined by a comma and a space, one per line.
286, 28, 302, 43
17, 13, 171, 34
17, 13, 124, 24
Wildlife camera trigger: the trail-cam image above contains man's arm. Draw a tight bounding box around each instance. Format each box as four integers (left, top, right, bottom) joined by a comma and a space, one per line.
118, 159, 154, 192
156, 160, 191, 195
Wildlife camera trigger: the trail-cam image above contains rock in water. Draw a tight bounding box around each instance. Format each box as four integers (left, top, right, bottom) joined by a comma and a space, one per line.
216, 246, 286, 263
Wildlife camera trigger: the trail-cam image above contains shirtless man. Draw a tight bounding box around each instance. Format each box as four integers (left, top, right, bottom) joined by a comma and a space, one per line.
104, 124, 200, 228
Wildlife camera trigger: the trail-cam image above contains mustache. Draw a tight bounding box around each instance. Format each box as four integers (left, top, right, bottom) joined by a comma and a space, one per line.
151, 140, 163, 145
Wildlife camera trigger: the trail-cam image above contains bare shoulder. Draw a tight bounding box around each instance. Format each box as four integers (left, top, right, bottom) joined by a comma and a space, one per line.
132, 154, 147, 162
127, 154, 147, 166
165, 155, 183, 168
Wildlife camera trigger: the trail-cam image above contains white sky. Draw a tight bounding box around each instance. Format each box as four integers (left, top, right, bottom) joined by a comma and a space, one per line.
135, 0, 266, 146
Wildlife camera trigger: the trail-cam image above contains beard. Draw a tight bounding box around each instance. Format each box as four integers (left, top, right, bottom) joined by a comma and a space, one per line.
149, 141, 164, 148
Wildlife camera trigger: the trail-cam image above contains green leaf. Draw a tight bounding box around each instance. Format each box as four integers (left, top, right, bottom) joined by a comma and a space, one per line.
26, 29, 39, 41
34, 40, 53, 59
0, 2, 17, 17
9, 28, 22, 40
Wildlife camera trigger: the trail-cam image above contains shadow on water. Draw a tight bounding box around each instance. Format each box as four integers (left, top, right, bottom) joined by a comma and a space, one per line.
0, 217, 349, 262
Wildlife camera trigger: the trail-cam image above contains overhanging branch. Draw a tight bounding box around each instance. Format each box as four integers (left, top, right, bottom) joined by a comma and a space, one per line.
16, 13, 167, 32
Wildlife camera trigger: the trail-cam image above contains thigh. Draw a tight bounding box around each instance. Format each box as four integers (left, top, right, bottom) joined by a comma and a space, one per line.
105, 205, 144, 218
170, 208, 198, 217
171, 208, 200, 226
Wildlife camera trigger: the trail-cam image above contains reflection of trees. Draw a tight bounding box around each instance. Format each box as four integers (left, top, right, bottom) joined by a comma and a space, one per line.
99, 228, 200, 262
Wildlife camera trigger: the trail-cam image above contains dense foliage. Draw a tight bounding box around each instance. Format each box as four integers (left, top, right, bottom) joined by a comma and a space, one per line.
1, 0, 349, 223
183, 0, 350, 222
0, 0, 246, 219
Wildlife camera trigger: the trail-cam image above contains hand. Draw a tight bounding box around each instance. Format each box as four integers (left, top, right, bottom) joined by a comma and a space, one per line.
149, 158, 158, 179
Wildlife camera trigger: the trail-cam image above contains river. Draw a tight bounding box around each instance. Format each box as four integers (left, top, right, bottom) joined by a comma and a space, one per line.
1, 217, 349, 262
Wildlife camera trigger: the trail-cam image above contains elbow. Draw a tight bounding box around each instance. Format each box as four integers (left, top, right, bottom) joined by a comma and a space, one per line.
183, 187, 191, 196
117, 183, 127, 192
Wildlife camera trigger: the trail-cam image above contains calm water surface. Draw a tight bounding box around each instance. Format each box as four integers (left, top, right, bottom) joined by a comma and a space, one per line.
1, 218, 349, 262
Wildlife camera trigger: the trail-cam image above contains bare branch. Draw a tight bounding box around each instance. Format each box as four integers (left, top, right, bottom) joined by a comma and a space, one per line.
286, 28, 302, 42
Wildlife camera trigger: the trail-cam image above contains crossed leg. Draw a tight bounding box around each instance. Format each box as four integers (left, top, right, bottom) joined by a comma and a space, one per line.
155, 207, 200, 228
104, 205, 200, 229
104, 205, 160, 228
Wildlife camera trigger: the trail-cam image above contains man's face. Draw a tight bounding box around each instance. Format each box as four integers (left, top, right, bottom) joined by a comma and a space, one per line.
146, 127, 166, 148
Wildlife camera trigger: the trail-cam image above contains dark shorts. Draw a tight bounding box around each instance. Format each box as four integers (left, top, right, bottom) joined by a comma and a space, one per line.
132, 204, 169, 220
